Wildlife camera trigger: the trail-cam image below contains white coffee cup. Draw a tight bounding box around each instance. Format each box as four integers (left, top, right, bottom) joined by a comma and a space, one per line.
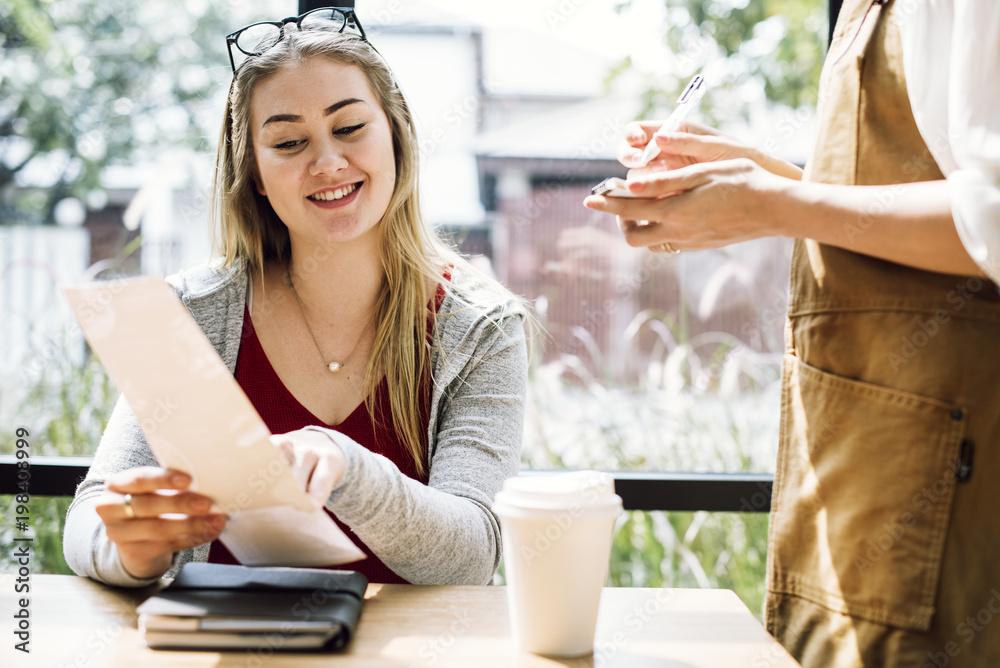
493, 470, 623, 657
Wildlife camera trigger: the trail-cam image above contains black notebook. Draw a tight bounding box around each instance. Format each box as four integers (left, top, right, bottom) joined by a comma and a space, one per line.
136, 563, 368, 651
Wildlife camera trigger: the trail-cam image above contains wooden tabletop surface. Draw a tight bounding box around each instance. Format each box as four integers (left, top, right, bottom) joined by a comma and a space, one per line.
1, 574, 799, 667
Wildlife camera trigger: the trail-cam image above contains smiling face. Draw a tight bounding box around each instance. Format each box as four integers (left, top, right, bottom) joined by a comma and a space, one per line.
250, 57, 396, 251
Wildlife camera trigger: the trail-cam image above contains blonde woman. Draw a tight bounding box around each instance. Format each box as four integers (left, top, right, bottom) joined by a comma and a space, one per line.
64, 8, 527, 586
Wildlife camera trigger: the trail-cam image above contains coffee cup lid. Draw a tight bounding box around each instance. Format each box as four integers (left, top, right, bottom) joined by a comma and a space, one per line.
493, 470, 622, 516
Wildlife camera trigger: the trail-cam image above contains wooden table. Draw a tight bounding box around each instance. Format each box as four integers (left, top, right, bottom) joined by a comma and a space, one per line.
1, 574, 799, 667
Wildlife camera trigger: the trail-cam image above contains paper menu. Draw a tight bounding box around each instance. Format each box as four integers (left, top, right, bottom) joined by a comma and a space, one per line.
61, 276, 365, 566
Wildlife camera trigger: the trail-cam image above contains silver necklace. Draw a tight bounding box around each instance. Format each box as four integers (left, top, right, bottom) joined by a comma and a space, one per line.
285, 264, 374, 373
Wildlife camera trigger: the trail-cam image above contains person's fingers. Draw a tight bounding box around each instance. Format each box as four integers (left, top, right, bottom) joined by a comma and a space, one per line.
626, 154, 693, 181
106, 467, 191, 494
269, 429, 346, 503
96, 490, 215, 522
104, 514, 227, 545
274, 437, 294, 465
618, 142, 646, 168
618, 120, 674, 167
278, 440, 320, 493
667, 120, 719, 137
617, 218, 641, 234
628, 161, 720, 197
117, 519, 227, 576
306, 455, 338, 508
297, 448, 320, 491
653, 131, 740, 165
619, 219, 676, 248
584, 166, 708, 214
623, 120, 665, 147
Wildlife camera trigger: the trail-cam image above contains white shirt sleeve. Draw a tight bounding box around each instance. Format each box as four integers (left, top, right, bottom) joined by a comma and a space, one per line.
899, 0, 1000, 283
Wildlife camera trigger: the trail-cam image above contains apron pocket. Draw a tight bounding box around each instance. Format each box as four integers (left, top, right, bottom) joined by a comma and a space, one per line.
769, 354, 966, 632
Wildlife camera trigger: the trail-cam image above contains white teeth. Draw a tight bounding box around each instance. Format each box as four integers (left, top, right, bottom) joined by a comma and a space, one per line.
309, 183, 358, 201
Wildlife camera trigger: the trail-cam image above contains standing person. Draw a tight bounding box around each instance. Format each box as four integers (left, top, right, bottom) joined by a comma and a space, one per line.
64, 8, 528, 587
584, 0, 999, 665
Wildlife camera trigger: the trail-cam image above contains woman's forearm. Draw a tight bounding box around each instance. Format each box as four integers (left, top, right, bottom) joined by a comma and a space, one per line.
320, 431, 502, 585
776, 179, 985, 277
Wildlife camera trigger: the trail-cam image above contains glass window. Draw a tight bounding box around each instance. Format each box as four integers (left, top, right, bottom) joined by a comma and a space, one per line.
1, 1, 826, 615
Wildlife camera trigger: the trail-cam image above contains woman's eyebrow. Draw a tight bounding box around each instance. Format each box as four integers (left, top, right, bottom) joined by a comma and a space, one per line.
261, 98, 365, 128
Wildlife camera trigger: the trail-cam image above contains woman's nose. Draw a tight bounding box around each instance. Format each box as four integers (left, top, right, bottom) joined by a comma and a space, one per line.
309, 140, 348, 176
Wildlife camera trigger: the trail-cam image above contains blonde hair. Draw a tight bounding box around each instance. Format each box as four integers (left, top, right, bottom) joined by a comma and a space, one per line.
213, 29, 513, 477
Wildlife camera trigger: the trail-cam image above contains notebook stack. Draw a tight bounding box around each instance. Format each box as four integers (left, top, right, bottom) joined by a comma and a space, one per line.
136, 563, 368, 651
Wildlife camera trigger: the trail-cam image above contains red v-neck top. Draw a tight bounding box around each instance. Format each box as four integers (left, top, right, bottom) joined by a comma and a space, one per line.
208, 282, 446, 584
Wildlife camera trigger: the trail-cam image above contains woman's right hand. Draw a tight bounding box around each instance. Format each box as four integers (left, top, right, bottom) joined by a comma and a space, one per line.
95, 467, 227, 580
619, 120, 804, 181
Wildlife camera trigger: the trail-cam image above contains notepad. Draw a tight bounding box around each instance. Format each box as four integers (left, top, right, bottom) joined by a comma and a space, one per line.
136, 563, 368, 650
61, 276, 366, 567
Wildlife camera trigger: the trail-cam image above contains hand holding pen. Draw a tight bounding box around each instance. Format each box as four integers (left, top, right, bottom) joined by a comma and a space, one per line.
591, 75, 708, 197
633, 74, 707, 167
582, 72, 806, 254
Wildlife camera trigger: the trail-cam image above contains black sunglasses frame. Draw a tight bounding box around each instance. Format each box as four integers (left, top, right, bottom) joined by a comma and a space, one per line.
225, 7, 368, 73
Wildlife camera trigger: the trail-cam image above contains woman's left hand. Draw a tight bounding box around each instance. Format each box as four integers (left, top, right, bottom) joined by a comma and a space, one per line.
270, 429, 347, 508
583, 157, 788, 251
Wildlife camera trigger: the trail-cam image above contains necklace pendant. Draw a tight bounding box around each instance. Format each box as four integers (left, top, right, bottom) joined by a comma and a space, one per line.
327, 361, 342, 372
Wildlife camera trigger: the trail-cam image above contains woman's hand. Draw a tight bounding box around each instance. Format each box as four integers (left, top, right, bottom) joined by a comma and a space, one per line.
620, 120, 804, 181
271, 429, 347, 509
583, 119, 801, 252
584, 157, 791, 251
95, 468, 226, 580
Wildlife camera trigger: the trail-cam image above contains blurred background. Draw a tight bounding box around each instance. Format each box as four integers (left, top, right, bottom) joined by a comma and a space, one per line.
0, 0, 827, 616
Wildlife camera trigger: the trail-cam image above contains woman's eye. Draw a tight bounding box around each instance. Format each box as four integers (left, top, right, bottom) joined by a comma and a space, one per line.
273, 140, 302, 150
335, 123, 365, 136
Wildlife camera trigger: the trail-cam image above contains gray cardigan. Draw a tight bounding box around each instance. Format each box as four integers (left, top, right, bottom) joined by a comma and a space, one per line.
63, 260, 527, 587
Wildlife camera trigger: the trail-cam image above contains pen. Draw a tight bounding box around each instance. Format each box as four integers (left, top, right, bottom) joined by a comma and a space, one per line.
636, 74, 707, 167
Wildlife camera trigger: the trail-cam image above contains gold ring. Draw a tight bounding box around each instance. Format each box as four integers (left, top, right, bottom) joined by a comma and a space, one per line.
652, 241, 680, 254
122, 494, 135, 519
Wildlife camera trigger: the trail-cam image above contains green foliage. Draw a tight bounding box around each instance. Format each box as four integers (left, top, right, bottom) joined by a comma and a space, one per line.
616, 0, 827, 122
1, 324, 118, 575
1, 496, 74, 575
0, 0, 239, 224
2, 327, 116, 457
609, 511, 769, 617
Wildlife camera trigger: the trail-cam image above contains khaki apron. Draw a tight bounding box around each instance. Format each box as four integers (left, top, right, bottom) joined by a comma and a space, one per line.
765, 1, 1000, 666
